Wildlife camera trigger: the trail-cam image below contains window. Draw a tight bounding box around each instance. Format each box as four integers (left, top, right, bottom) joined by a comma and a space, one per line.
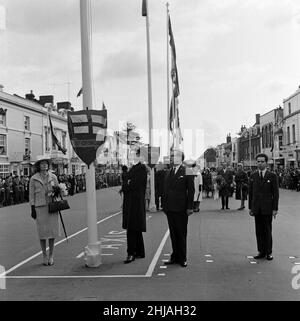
288, 102, 291, 114
279, 135, 283, 149
292, 124, 296, 144
0, 114, 5, 126
0, 164, 9, 177
0, 134, 6, 155
287, 127, 290, 145
45, 127, 50, 151
24, 116, 30, 131
25, 138, 30, 154
62, 131, 67, 149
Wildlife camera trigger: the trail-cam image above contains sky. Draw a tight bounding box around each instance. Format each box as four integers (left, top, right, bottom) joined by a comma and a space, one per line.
1, 0, 300, 159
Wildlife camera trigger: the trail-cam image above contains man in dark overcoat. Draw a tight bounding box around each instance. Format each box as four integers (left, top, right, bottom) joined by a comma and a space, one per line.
122, 150, 147, 264
249, 153, 279, 261
162, 150, 195, 267
235, 163, 248, 210
219, 164, 233, 210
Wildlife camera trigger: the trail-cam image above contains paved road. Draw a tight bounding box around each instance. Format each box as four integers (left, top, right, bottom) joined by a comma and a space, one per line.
0, 188, 299, 301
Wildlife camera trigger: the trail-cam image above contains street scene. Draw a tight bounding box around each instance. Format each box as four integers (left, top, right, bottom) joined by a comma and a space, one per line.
0, 186, 299, 301
1, 0, 300, 306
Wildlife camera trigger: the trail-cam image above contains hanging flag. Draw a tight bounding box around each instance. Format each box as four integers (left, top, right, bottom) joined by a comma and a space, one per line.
168, 15, 179, 97
49, 115, 67, 154
77, 87, 82, 98
142, 0, 147, 17
169, 92, 183, 142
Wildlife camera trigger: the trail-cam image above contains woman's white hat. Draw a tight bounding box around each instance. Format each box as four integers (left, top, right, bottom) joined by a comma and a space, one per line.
34, 155, 51, 167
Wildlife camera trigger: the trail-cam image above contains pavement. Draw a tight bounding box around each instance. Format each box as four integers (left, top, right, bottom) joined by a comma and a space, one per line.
0, 187, 299, 301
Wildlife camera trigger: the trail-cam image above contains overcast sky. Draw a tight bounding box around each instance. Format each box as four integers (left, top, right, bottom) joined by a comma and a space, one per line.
1, 0, 300, 158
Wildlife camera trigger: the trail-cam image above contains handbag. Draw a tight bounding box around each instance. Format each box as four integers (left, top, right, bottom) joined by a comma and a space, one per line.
48, 195, 70, 214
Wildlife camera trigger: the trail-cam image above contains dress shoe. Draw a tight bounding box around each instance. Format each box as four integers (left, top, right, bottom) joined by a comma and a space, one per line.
42, 255, 48, 266
266, 254, 273, 261
124, 255, 135, 264
164, 260, 176, 265
221, 208, 225, 210
135, 254, 145, 259
254, 253, 265, 259
180, 261, 187, 267
238, 206, 245, 210
226, 207, 230, 210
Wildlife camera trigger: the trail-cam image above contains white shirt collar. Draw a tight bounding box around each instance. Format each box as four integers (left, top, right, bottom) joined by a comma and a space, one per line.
173, 164, 181, 174
259, 169, 267, 177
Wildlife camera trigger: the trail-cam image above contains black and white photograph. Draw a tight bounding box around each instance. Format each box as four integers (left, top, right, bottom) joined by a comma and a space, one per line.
0, 0, 300, 309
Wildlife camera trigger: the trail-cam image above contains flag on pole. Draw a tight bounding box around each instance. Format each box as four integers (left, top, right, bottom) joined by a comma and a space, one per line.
77, 87, 82, 98
102, 102, 106, 110
168, 15, 179, 97
142, 0, 147, 17
49, 114, 67, 154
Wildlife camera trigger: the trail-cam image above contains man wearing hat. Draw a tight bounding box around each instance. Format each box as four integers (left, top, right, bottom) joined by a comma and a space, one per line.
29, 155, 60, 266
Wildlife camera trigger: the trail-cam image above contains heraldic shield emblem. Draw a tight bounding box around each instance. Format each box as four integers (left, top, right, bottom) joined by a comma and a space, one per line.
68, 109, 107, 166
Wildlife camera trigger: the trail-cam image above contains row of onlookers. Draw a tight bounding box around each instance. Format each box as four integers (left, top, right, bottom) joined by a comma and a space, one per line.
0, 172, 122, 207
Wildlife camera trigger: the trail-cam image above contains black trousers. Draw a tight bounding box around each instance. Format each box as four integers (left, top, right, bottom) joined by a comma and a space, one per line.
254, 215, 273, 255
166, 211, 188, 263
221, 196, 229, 209
126, 229, 145, 256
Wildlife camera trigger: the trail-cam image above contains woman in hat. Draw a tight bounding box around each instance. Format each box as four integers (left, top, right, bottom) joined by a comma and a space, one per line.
29, 156, 60, 266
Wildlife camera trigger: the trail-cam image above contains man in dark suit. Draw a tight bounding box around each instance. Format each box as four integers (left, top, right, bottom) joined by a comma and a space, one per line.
249, 153, 279, 261
162, 150, 195, 267
122, 149, 147, 264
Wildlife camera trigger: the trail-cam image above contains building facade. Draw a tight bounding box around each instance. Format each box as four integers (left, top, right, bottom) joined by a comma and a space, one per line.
0, 86, 85, 177
282, 86, 300, 168
260, 107, 284, 169
238, 114, 261, 169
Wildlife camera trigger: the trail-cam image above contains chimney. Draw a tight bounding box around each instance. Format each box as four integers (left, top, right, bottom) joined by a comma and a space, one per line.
226, 134, 231, 144
57, 101, 71, 111
39, 95, 54, 106
25, 90, 35, 101
0, 84, 3, 92
255, 113, 260, 125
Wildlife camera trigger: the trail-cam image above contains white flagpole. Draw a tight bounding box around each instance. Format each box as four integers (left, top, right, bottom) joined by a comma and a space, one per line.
144, 0, 156, 212
166, 3, 170, 158
80, 0, 101, 267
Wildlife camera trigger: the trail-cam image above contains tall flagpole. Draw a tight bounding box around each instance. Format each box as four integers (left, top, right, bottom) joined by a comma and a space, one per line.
144, 0, 156, 212
166, 3, 170, 158
80, 0, 101, 267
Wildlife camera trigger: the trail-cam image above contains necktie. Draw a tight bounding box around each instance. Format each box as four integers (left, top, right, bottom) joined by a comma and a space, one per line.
260, 171, 263, 181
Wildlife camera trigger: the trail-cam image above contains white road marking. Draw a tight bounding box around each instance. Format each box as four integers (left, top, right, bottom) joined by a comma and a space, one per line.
5, 275, 149, 279
76, 252, 114, 258
159, 266, 167, 269
157, 273, 166, 276
163, 254, 170, 256
145, 229, 170, 277
162, 259, 169, 262
206, 260, 214, 263
3, 211, 122, 277
250, 261, 257, 264
289, 256, 296, 259
294, 262, 300, 265
205, 254, 212, 257
247, 256, 254, 259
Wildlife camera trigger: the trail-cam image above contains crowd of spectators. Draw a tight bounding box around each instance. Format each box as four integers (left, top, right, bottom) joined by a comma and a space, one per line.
0, 171, 122, 208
